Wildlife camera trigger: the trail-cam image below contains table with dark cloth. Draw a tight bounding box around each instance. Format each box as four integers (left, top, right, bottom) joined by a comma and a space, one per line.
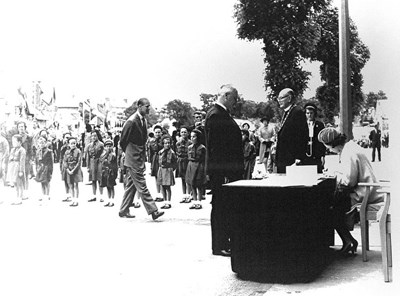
223, 175, 335, 282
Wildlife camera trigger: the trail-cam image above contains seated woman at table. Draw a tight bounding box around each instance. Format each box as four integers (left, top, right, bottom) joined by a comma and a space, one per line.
318, 127, 384, 256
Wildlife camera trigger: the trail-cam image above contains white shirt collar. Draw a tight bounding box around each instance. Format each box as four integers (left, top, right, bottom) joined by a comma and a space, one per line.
284, 104, 293, 112
136, 111, 144, 121
215, 101, 227, 111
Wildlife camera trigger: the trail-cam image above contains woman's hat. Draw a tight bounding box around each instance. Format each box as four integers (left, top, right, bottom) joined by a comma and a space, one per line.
317, 127, 340, 145
104, 139, 113, 146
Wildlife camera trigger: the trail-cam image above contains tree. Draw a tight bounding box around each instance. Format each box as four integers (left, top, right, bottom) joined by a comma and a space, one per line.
199, 93, 217, 112
234, 0, 329, 98
165, 99, 195, 127
235, 1, 370, 124
365, 90, 388, 109
241, 100, 258, 118
311, 6, 370, 123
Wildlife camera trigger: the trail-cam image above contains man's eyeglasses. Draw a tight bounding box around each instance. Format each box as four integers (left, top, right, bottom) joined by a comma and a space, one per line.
277, 95, 290, 101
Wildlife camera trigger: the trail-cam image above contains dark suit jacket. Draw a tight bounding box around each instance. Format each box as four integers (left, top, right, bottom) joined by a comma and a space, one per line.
120, 112, 147, 169
276, 105, 308, 170
308, 120, 326, 159
205, 104, 244, 180
369, 129, 381, 147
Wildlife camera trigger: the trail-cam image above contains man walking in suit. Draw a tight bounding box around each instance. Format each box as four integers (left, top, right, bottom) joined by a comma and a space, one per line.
205, 84, 244, 256
369, 122, 382, 162
118, 98, 164, 220
275, 88, 308, 174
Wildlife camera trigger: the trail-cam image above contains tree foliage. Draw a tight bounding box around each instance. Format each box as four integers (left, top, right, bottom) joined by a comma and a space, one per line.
311, 6, 370, 123
199, 93, 217, 112
234, 1, 370, 124
165, 99, 195, 127
365, 90, 388, 109
234, 0, 329, 98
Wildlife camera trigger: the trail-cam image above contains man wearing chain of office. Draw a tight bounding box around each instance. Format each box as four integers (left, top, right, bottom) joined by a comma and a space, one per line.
302, 102, 326, 173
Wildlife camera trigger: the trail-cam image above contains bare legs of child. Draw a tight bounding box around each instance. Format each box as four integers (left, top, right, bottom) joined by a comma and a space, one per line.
104, 186, 115, 207
161, 185, 172, 209
189, 186, 203, 209
69, 182, 79, 207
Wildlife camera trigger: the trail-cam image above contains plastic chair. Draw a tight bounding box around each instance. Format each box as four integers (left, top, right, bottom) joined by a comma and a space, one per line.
358, 181, 392, 282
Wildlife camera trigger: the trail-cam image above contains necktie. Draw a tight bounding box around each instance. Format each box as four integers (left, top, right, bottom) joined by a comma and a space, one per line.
141, 118, 147, 138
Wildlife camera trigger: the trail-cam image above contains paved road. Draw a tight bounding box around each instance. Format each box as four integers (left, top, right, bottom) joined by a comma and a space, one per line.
0, 151, 397, 295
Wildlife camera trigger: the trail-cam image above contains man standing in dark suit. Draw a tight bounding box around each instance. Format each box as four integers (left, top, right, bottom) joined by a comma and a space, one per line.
275, 88, 308, 174
118, 98, 164, 220
302, 102, 326, 173
369, 122, 382, 162
205, 84, 244, 257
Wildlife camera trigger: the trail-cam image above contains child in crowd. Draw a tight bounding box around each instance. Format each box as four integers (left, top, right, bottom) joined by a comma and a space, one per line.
100, 139, 118, 207
185, 129, 207, 209
34, 136, 54, 202
157, 135, 177, 209
175, 127, 192, 203
242, 129, 256, 180
60, 132, 72, 202
85, 131, 104, 202
64, 137, 83, 207
7, 134, 26, 205
150, 125, 164, 202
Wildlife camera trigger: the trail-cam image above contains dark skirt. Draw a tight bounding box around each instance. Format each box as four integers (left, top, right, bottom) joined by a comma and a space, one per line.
100, 168, 117, 188
66, 169, 83, 185
89, 158, 102, 182
185, 161, 206, 187
175, 157, 188, 178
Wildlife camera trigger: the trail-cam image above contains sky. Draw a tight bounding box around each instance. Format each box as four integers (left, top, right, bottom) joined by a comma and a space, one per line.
1, 0, 399, 109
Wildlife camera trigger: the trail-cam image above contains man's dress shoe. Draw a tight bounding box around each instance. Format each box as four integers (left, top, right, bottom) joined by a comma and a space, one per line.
119, 213, 135, 218
151, 211, 164, 220
212, 250, 231, 257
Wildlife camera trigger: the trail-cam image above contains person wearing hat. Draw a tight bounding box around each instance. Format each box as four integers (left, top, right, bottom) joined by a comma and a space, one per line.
99, 139, 118, 207
275, 88, 308, 173
255, 117, 275, 173
317, 127, 384, 255
368, 122, 382, 162
302, 102, 326, 173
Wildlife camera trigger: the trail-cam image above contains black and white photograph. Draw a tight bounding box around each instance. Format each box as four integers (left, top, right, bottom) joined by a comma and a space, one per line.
0, 0, 399, 295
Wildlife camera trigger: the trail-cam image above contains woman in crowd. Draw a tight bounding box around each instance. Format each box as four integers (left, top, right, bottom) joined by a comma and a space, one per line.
242, 129, 256, 179
318, 127, 384, 255
256, 118, 275, 174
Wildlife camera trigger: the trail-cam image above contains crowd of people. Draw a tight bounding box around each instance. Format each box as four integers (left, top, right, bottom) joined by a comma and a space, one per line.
0, 85, 385, 257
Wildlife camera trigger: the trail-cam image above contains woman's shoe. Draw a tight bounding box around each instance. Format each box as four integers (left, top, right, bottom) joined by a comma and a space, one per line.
109, 202, 114, 207
195, 204, 202, 209
189, 204, 196, 209
70, 202, 78, 207
104, 203, 110, 207
339, 241, 357, 256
